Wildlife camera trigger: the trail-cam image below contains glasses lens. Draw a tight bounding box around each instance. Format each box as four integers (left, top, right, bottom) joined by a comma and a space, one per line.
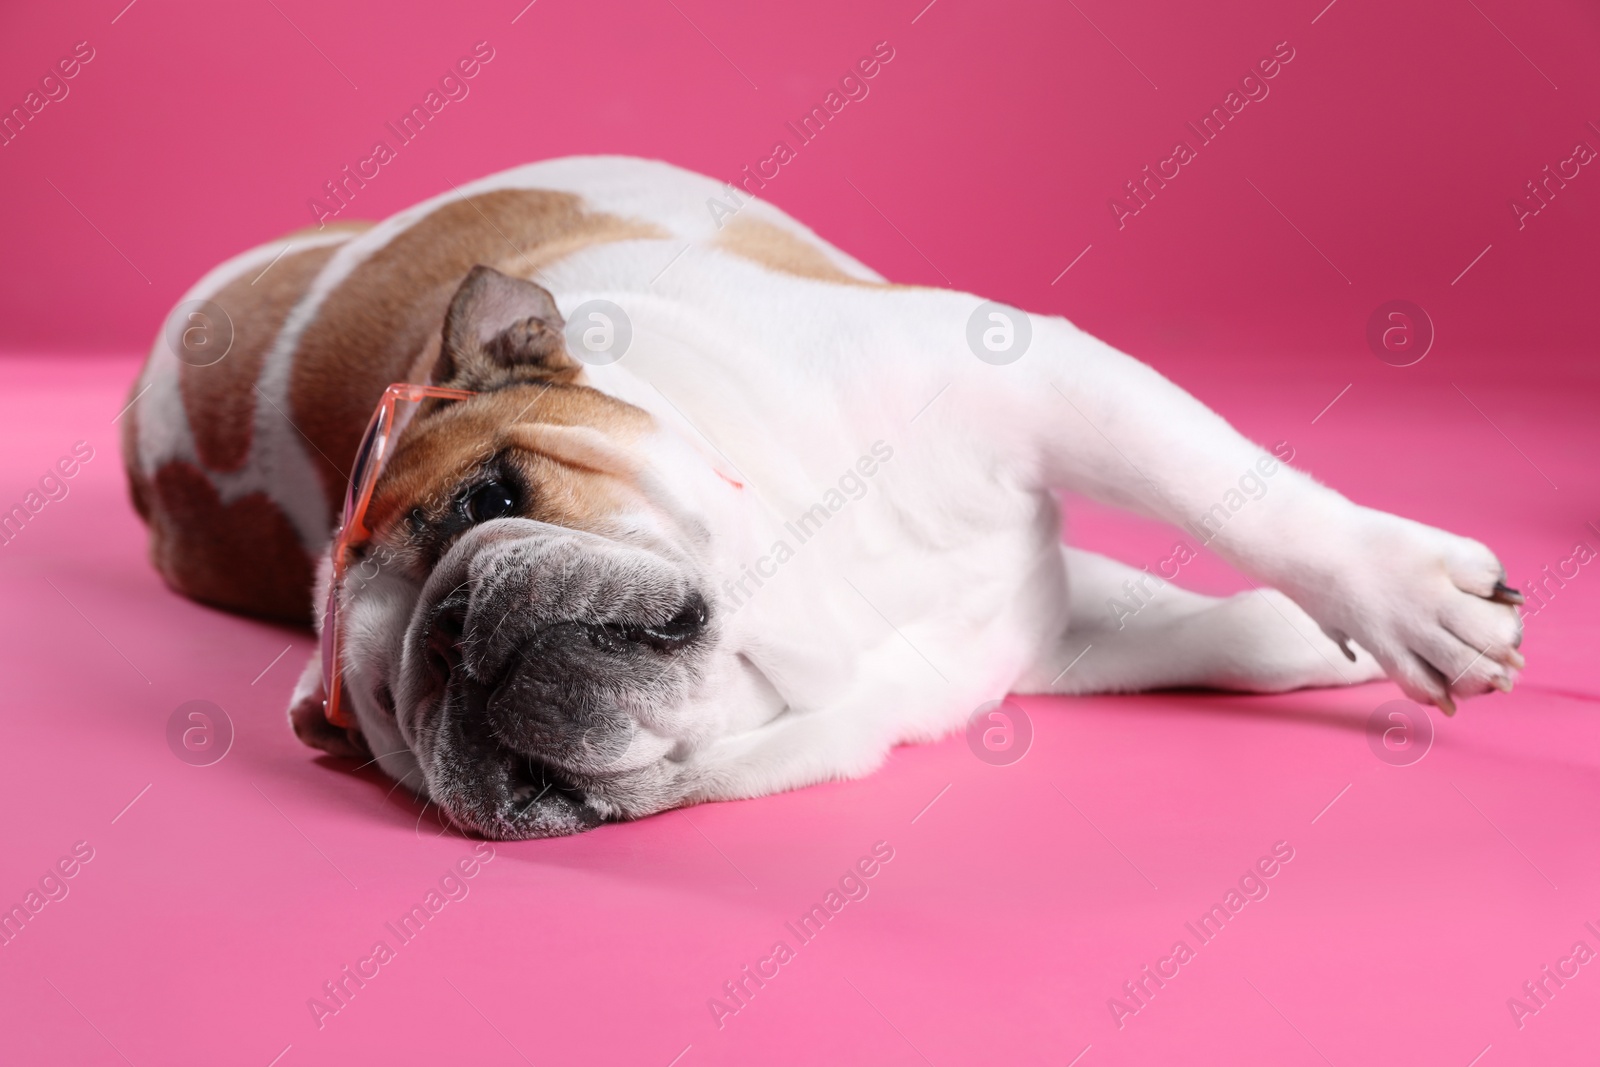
320, 589, 338, 693
321, 384, 476, 727
341, 403, 393, 534
350, 407, 390, 501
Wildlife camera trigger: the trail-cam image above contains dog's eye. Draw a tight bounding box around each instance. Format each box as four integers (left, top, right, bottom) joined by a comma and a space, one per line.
464, 481, 517, 523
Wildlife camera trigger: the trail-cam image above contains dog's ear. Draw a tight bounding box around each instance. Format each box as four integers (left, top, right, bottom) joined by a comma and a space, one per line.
434, 265, 581, 390
287, 650, 370, 761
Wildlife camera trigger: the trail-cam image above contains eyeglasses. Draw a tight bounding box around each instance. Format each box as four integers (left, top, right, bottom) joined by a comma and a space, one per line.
322, 382, 477, 728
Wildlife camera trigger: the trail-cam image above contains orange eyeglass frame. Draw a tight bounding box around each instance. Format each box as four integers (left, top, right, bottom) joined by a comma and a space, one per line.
321, 382, 478, 728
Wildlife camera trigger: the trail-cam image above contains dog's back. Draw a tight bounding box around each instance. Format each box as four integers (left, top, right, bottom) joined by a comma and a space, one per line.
122, 157, 883, 623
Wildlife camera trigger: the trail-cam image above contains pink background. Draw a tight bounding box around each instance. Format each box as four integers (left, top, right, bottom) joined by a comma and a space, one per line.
3, 0, 1599, 365
1, 1, 1597, 1064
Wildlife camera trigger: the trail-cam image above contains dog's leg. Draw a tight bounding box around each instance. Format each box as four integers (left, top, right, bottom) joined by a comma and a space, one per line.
687, 544, 1386, 807
1015, 547, 1385, 695
940, 315, 1523, 712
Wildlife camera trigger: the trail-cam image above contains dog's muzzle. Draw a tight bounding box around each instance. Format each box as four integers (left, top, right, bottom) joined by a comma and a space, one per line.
398, 521, 709, 839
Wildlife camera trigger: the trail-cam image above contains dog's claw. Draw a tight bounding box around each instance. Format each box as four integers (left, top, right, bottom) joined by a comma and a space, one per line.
1491, 581, 1525, 605
1492, 675, 1514, 693
1322, 625, 1358, 662
1507, 649, 1525, 670
1436, 694, 1457, 717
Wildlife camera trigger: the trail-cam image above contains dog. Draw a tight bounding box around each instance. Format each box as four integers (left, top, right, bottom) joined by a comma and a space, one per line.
122, 156, 1524, 839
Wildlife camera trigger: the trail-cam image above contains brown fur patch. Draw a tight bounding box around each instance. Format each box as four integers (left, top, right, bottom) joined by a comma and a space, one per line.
283, 219, 375, 240
287, 189, 667, 519
179, 239, 355, 473
146, 460, 317, 623
712, 216, 882, 286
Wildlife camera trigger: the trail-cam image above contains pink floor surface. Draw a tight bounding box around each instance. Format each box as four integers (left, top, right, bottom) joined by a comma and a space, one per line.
1, 351, 1595, 1067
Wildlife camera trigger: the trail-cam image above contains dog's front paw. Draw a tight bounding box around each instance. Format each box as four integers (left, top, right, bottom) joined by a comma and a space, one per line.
1296, 509, 1524, 715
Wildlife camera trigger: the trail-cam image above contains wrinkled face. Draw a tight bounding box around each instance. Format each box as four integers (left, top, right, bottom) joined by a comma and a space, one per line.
323, 267, 729, 838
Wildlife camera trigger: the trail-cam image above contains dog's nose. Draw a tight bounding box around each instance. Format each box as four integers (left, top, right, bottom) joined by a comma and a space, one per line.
584, 594, 708, 654
459, 591, 708, 767
424, 598, 468, 684
433, 587, 709, 691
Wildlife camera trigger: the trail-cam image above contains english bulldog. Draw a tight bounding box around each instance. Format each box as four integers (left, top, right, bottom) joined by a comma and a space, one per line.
122, 156, 1524, 839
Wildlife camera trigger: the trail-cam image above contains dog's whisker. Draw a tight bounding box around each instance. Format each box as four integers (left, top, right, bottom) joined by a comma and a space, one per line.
351, 746, 410, 774
382, 767, 422, 806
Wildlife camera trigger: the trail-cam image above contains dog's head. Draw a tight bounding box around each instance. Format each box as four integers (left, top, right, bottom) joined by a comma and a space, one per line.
289, 266, 756, 839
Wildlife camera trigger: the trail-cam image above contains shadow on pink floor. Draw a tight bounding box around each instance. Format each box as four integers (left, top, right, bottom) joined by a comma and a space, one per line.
1, 353, 1596, 1066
